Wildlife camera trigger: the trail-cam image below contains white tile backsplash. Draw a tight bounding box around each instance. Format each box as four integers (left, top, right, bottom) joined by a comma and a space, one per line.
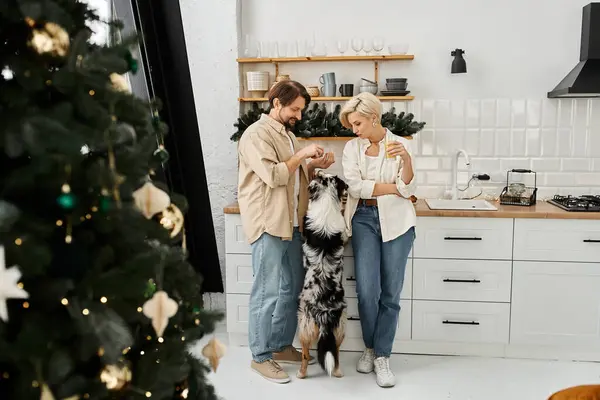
312, 98, 600, 199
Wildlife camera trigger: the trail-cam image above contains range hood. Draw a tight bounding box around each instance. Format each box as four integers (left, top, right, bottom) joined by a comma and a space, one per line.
548, 3, 600, 98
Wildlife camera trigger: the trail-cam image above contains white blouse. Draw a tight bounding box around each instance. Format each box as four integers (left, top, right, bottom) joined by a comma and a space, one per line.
342, 129, 417, 242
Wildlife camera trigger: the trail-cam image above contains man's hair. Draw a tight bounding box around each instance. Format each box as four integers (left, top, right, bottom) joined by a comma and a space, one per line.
268, 80, 311, 109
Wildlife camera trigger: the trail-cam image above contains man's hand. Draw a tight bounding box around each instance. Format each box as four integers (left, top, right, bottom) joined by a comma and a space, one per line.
309, 152, 335, 170
297, 143, 324, 159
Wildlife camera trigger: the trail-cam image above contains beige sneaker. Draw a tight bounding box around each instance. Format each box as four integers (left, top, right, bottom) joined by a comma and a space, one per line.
273, 346, 315, 365
251, 359, 290, 384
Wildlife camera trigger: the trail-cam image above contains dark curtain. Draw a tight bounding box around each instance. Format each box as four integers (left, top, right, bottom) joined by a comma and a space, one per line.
113, 0, 223, 293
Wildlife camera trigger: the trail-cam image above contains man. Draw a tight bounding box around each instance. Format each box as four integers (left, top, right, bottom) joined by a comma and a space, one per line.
237, 80, 335, 383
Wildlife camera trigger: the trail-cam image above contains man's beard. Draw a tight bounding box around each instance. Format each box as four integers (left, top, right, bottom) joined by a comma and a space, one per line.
279, 110, 297, 130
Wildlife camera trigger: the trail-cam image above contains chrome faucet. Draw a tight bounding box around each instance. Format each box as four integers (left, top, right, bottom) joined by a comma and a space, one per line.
451, 149, 470, 200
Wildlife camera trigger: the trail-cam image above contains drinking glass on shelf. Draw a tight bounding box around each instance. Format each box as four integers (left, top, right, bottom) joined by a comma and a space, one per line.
351, 37, 363, 55
373, 37, 385, 55
337, 39, 349, 56
363, 39, 373, 56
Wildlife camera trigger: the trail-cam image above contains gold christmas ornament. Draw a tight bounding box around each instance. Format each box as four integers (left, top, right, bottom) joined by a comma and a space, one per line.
100, 364, 132, 391
202, 337, 226, 373
29, 22, 69, 56
109, 73, 130, 92
132, 181, 171, 219
142, 291, 178, 337
156, 204, 184, 238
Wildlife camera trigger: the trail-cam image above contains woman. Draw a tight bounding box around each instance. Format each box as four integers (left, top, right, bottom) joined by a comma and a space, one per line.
339, 92, 416, 388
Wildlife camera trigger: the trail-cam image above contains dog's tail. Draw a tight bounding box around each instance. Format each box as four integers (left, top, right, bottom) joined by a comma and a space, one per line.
317, 322, 338, 377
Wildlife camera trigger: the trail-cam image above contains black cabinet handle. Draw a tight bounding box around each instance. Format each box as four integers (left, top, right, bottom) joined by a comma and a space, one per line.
583, 239, 600, 243
511, 169, 533, 173
347, 316, 360, 321
444, 237, 482, 241
346, 276, 356, 282
443, 278, 481, 283
442, 320, 480, 325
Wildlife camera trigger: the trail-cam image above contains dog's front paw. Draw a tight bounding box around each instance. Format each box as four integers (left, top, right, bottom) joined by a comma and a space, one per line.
333, 368, 344, 378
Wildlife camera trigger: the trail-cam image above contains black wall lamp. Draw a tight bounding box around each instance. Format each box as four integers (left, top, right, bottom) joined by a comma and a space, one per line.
451, 48, 467, 73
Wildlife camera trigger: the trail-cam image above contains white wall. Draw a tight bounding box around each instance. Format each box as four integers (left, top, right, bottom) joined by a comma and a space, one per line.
182, 0, 600, 309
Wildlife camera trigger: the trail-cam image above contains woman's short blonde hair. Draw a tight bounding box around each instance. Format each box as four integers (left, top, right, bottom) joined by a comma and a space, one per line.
339, 92, 383, 129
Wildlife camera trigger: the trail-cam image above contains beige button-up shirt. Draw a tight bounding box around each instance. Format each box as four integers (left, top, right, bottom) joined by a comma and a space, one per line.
237, 114, 309, 244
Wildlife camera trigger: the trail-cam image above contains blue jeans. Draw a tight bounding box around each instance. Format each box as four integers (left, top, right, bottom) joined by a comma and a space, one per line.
351, 205, 415, 358
248, 228, 305, 362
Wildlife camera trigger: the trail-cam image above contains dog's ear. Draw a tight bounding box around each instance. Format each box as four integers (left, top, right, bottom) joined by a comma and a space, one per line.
335, 176, 348, 199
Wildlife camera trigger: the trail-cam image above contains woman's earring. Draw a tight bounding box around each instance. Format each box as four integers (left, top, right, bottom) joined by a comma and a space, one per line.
372, 121, 376, 127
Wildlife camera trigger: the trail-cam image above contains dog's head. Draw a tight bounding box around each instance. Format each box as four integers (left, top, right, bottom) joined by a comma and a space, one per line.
308, 170, 348, 203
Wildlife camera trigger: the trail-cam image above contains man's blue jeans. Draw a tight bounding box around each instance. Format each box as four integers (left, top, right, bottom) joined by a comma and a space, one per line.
351, 205, 415, 358
248, 228, 305, 362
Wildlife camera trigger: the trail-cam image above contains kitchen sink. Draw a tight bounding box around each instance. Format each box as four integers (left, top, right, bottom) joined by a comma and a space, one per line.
425, 199, 498, 211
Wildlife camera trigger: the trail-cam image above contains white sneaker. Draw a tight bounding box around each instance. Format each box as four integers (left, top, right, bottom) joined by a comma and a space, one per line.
356, 348, 375, 373
374, 357, 396, 388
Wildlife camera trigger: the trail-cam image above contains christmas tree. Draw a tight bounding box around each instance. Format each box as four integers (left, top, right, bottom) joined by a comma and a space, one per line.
0, 1, 224, 399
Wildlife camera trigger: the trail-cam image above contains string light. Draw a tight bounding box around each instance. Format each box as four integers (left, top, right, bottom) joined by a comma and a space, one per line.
181, 337, 186, 342
146, 336, 152, 341
32, 381, 39, 388
85, 214, 92, 220
89, 90, 95, 96
145, 392, 152, 398
17, 283, 24, 289
140, 351, 145, 355
158, 337, 164, 343
137, 307, 143, 313
22, 302, 29, 309
14, 238, 22, 246
56, 220, 63, 226
61, 298, 69, 306
122, 347, 131, 355
100, 297, 108, 304
82, 308, 90, 316
195, 319, 200, 325
98, 348, 105, 357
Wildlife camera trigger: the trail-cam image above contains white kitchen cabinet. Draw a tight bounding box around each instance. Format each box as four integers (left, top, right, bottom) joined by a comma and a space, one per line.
412, 300, 510, 344
413, 259, 512, 303
413, 217, 513, 260
513, 219, 600, 263
510, 261, 600, 348
224, 212, 600, 362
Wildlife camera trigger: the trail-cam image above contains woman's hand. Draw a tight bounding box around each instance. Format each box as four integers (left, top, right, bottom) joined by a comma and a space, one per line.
386, 142, 411, 162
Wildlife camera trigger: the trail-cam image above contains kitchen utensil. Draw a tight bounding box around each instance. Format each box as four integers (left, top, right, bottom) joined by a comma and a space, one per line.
306, 86, 320, 97
320, 84, 336, 97
499, 169, 537, 206
339, 84, 354, 96
388, 43, 409, 55
319, 72, 336, 85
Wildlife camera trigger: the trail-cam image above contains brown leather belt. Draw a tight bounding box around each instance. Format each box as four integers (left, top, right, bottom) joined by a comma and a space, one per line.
359, 198, 378, 207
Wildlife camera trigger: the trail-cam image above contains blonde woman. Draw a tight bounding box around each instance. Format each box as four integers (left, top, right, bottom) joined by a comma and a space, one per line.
340, 92, 416, 388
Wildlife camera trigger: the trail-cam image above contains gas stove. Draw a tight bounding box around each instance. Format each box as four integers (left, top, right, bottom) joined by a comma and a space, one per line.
548, 195, 600, 212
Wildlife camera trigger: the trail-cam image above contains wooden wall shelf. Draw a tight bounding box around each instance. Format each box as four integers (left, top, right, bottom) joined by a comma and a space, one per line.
237, 55, 414, 63
239, 96, 414, 102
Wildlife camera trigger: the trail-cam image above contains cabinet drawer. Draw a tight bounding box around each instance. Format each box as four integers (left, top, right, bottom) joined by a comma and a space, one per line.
343, 258, 412, 300
346, 298, 411, 341
514, 219, 600, 263
413, 259, 511, 302
226, 294, 411, 341
412, 300, 510, 344
225, 254, 254, 294
413, 217, 513, 260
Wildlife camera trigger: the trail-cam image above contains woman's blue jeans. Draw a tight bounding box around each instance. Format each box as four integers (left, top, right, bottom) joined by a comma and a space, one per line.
351, 204, 415, 358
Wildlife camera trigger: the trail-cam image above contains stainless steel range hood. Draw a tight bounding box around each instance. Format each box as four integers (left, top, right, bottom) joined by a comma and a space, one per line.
548, 3, 600, 98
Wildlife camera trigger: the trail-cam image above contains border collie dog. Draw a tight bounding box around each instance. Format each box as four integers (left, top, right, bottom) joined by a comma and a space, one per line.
297, 170, 348, 379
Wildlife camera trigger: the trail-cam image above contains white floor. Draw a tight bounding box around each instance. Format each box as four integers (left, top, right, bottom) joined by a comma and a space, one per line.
190, 333, 600, 400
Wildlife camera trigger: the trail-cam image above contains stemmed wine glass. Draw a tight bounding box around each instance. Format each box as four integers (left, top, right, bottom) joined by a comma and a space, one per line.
363, 39, 373, 56
373, 37, 385, 55
337, 39, 349, 56
351, 37, 363, 55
